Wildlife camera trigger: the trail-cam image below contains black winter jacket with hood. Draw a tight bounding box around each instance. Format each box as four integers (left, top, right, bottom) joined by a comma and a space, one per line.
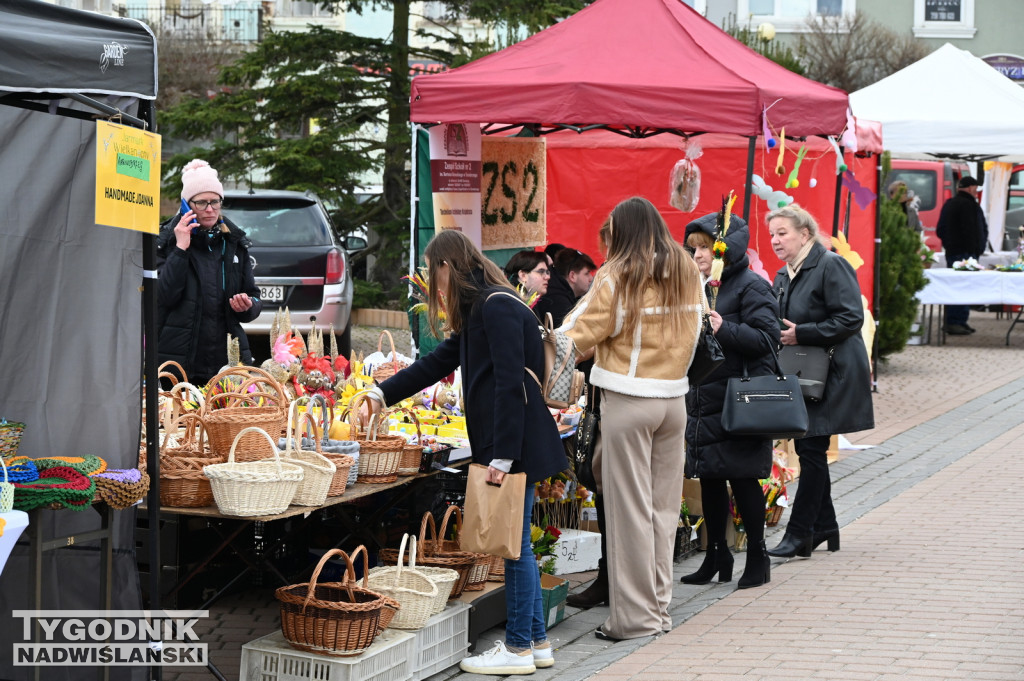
156, 213, 262, 384
683, 214, 780, 480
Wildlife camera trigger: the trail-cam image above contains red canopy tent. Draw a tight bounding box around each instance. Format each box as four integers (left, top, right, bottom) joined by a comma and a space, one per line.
410, 0, 849, 137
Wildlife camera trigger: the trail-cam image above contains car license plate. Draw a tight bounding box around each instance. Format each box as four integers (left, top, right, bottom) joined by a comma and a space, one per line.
259, 285, 284, 302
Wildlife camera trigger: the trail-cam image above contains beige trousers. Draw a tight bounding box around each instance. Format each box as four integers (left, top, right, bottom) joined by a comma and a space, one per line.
593, 389, 686, 638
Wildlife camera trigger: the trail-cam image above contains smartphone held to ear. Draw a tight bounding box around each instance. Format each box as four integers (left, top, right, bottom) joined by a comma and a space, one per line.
180, 198, 199, 234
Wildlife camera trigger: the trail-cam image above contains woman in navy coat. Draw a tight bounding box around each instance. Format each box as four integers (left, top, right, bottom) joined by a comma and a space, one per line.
366, 230, 566, 675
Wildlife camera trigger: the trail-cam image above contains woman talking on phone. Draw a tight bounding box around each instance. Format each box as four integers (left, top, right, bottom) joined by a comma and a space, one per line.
156, 159, 261, 385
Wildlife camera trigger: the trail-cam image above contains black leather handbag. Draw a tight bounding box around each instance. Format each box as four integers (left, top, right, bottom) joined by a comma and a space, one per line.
777, 345, 834, 402
721, 334, 808, 439
687, 313, 726, 387
572, 386, 600, 490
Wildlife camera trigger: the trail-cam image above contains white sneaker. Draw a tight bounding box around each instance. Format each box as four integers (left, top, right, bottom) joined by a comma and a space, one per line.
531, 640, 554, 668
459, 640, 536, 675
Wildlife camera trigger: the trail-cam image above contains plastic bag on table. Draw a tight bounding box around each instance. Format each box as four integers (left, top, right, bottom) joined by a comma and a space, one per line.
669, 141, 703, 212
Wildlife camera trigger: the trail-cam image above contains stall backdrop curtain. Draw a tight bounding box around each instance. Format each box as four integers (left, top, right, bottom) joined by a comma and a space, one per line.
0, 105, 144, 681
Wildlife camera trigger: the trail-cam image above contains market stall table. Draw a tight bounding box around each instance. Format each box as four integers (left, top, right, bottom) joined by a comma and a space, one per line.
919, 269, 1024, 345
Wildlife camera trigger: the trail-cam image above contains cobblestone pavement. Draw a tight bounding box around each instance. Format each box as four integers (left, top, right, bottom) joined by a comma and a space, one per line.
168, 309, 1024, 681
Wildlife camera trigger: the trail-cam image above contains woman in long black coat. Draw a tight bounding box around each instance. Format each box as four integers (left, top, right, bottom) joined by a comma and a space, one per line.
683, 213, 780, 589
365, 230, 567, 675
766, 204, 874, 559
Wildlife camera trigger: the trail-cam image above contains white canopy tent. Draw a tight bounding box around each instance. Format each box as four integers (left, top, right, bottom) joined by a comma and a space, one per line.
850, 43, 1024, 250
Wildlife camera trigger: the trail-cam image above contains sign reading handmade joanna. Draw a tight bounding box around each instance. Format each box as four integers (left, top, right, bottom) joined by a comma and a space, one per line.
95, 120, 161, 234
480, 137, 546, 250
429, 123, 482, 246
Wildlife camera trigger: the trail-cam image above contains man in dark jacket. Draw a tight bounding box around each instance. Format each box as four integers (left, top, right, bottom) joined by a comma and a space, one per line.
156, 159, 262, 385
533, 248, 596, 326
936, 176, 988, 335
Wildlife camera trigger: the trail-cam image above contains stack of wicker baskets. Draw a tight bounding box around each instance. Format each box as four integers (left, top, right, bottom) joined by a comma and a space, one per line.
159, 413, 222, 508
276, 546, 400, 657
201, 366, 288, 461
380, 511, 476, 599
366, 534, 438, 629
203, 427, 304, 516
430, 505, 492, 591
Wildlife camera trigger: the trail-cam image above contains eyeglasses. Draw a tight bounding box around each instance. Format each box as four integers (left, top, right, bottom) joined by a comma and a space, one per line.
531, 267, 551, 277
190, 199, 222, 210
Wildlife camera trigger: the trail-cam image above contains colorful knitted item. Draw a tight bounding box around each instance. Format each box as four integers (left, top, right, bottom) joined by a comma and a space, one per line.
2, 457, 39, 483
13, 466, 96, 511
94, 469, 142, 484
32, 456, 108, 477
94, 470, 149, 510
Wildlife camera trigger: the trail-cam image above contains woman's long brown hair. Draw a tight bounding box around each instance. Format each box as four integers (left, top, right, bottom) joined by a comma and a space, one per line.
423, 230, 513, 337
593, 196, 701, 339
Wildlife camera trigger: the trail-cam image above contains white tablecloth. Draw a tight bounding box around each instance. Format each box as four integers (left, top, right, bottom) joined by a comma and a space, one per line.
920, 270, 1024, 305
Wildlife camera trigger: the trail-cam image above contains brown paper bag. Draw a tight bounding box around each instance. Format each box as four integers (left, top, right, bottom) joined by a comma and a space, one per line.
461, 463, 527, 560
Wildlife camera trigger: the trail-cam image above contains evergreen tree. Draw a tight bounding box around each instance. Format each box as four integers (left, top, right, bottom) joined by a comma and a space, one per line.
160, 1, 588, 300
877, 153, 927, 359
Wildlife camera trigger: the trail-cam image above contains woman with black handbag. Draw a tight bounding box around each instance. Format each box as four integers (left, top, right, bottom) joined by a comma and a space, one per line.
766, 204, 874, 558
681, 212, 780, 589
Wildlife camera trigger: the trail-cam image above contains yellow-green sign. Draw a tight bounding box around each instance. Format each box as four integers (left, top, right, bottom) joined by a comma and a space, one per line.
95, 120, 161, 233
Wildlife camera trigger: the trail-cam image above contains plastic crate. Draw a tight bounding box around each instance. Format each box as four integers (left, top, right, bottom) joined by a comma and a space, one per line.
241, 628, 415, 681
412, 601, 471, 680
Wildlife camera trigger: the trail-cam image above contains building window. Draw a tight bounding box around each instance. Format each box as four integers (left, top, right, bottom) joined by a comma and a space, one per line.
681, 0, 708, 14
738, 0, 854, 32
913, 0, 975, 39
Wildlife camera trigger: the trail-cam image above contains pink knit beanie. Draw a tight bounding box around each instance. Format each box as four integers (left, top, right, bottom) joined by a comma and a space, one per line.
180, 159, 224, 201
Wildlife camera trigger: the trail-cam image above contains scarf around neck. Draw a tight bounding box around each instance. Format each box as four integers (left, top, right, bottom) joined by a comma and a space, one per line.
785, 238, 817, 281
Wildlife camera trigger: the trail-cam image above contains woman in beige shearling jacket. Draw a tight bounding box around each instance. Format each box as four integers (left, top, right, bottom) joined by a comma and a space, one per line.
560, 197, 703, 640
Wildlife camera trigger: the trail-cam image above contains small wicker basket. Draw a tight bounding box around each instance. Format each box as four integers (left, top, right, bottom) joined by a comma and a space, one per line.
346, 395, 403, 484
391, 407, 425, 476
276, 546, 400, 657
203, 427, 304, 517
370, 330, 409, 384
0, 418, 25, 459
366, 534, 438, 629
160, 413, 222, 508
282, 404, 336, 507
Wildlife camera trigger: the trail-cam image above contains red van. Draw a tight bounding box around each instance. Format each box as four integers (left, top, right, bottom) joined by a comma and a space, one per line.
886, 159, 970, 252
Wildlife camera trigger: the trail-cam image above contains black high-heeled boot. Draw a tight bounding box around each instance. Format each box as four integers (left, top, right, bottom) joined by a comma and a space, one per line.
767, 532, 813, 558
737, 541, 771, 589
680, 541, 734, 584
813, 529, 840, 552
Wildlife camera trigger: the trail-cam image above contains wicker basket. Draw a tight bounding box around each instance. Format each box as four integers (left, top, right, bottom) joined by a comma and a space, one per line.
160, 413, 222, 508
485, 554, 505, 582
366, 534, 438, 629
371, 330, 409, 384
0, 418, 25, 459
159, 381, 205, 434
765, 505, 785, 527
283, 404, 336, 507
203, 427, 304, 517
275, 546, 400, 657
391, 407, 425, 476
158, 360, 190, 385
202, 366, 288, 462
1, 454, 14, 513
346, 395, 403, 483
434, 505, 491, 592
379, 512, 475, 599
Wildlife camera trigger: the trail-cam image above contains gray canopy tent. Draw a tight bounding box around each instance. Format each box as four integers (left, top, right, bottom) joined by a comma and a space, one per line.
0, 2, 160, 680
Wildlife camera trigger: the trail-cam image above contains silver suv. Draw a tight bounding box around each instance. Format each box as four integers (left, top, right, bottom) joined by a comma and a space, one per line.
221, 189, 364, 359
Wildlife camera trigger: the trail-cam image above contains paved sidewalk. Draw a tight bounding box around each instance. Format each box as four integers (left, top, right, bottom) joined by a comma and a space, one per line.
170, 310, 1024, 680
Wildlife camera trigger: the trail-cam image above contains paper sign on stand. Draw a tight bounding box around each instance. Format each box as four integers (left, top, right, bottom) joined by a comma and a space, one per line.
429, 123, 482, 246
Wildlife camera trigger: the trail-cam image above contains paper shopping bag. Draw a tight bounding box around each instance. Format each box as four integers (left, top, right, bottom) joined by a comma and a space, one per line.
461, 463, 526, 560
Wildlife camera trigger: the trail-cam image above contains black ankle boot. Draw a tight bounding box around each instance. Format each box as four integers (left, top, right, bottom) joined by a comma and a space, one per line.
680, 541, 734, 584
813, 529, 840, 552
737, 541, 770, 589
567, 562, 608, 608
767, 532, 813, 558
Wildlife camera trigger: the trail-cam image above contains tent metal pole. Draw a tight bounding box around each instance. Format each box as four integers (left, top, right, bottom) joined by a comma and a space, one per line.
742, 136, 756, 223
137, 97, 162, 681
65, 92, 146, 129
409, 123, 419, 357
832, 146, 845, 237
872, 156, 881, 392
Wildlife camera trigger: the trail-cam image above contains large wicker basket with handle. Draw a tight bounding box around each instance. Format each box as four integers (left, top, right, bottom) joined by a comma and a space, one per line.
347, 393, 404, 483
433, 505, 491, 591
379, 511, 475, 599
366, 534, 438, 629
159, 413, 222, 508
292, 395, 355, 496
276, 545, 400, 657
201, 366, 289, 461
203, 427, 304, 516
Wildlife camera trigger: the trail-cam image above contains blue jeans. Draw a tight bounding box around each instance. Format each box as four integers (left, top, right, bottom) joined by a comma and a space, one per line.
945, 253, 971, 326
503, 483, 546, 649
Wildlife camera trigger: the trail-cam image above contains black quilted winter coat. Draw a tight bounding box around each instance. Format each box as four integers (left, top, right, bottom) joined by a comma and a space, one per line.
683, 215, 779, 480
